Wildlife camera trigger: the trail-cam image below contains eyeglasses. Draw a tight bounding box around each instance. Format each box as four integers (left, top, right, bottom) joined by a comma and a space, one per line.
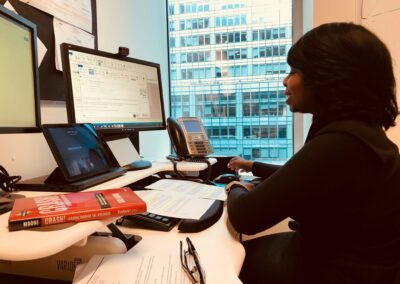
180, 237, 206, 284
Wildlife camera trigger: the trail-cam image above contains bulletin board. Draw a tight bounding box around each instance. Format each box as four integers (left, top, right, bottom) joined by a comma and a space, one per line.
0, 0, 97, 101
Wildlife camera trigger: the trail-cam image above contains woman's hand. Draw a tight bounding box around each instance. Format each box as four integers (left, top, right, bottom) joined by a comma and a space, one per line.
227, 156, 254, 172
241, 182, 255, 191
225, 180, 255, 193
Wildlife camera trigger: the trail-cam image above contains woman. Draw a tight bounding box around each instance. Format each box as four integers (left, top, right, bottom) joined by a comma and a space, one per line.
226, 22, 400, 284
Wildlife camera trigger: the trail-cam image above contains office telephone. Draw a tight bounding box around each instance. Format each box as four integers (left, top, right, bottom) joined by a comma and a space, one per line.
167, 117, 213, 159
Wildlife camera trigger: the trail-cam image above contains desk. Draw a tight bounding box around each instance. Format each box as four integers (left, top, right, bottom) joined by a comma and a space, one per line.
0, 160, 245, 283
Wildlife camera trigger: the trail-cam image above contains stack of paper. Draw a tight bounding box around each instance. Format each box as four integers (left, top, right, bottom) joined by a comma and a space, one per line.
73, 234, 242, 284
72, 179, 238, 284
134, 179, 226, 220
73, 246, 190, 284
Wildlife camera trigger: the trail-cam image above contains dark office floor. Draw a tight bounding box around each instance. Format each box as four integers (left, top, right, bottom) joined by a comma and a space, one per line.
0, 273, 70, 284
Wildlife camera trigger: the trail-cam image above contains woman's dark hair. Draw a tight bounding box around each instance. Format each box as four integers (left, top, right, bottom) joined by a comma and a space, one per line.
287, 22, 398, 129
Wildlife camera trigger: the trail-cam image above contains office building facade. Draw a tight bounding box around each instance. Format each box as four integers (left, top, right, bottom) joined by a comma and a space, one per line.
167, 0, 293, 163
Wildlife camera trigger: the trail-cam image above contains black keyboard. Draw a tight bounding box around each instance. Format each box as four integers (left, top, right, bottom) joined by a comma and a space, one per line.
117, 212, 180, 232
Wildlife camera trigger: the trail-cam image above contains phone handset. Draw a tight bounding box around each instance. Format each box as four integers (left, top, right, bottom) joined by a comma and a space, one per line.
167, 117, 189, 158
166, 117, 213, 159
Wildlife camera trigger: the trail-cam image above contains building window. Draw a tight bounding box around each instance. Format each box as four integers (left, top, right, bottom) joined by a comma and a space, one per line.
167, 0, 294, 163
169, 37, 175, 48
169, 21, 175, 32
216, 14, 247, 27
168, 4, 175, 15
179, 18, 210, 31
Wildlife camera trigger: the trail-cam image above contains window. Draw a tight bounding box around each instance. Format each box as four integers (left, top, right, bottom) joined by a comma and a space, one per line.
168, 4, 175, 15
169, 37, 176, 48
167, 0, 295, 163
170, 53, 176, 64
179, 18, 210, 31
169, 21, 175, 31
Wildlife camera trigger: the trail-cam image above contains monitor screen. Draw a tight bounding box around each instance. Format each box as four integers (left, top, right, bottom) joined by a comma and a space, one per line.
61, 43, 166, 134
42, 124, 113, 182
0, 5, 41, 133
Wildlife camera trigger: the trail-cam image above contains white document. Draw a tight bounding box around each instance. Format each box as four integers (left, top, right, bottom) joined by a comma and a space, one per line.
36, 37, 47, 66
53, 17, 95, 71
19, 0, 93, 33
135, 190, 214, 219
73, 251, 191, 284
4, 1, 47, 66
147, 179, 227, 201
73, 235, 242, 284
3, 0, 14, 10
106, 138, 141, 167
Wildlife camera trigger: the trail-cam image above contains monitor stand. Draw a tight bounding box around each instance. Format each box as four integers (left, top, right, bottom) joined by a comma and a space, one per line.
44, 167, 66, 184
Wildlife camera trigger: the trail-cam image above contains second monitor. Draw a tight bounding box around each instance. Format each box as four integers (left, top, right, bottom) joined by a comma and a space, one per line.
61, 43, 166, 170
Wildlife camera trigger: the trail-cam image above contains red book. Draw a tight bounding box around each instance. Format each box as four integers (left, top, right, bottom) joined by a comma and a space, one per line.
8, 188, 146, 232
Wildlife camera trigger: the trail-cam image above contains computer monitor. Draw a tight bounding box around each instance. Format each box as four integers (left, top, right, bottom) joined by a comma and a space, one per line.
0, 5, 41, 204
0, 5, 41, 134
61, 43, 166, 170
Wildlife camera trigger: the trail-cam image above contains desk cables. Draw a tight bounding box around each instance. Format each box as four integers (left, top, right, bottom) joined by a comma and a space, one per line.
0, 165, 21, 193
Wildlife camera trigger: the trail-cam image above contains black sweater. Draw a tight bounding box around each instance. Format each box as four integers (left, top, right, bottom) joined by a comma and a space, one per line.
227, 120, 400, 283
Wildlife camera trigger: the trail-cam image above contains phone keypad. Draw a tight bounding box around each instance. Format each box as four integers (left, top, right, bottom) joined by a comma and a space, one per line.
189, 141, 212, 155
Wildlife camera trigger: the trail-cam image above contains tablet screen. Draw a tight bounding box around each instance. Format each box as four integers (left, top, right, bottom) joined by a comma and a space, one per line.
43, 124, 112, 182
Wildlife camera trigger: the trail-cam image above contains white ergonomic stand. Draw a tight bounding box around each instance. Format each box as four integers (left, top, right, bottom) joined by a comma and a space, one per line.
0, 159, 245, 283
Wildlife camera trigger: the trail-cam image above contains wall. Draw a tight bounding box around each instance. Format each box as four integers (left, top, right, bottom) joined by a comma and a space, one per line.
312, 0, 400, 147
0, 0, 170, 180
96, 0, 170, 161
313, 0, 360, 25
360, 0, 400, 145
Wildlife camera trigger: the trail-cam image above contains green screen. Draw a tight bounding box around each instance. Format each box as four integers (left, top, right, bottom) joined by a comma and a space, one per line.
0, 14, 37, 127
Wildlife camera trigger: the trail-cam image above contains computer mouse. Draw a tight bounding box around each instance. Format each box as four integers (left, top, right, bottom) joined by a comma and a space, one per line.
213, 173, 240, 184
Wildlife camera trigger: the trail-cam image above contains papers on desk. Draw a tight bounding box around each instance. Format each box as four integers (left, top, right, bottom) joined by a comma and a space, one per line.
73, 234, 243, 284
135, 190, 214, 219
146, 179, 226, 201
135, 179, 226, 220
73, 243, 191, 284
73, 254, 191, 284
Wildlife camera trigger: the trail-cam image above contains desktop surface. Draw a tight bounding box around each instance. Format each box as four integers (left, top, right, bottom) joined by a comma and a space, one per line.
0, 159, 244, 283
15, 167, 125, 192
0, 160, 218, 261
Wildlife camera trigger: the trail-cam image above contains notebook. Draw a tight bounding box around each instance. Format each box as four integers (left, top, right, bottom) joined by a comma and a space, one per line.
15, 124, 126, 192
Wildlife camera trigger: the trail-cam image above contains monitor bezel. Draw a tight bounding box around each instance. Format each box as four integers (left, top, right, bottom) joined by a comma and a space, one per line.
0, 5, 41, 134
61, 43, 166, 135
